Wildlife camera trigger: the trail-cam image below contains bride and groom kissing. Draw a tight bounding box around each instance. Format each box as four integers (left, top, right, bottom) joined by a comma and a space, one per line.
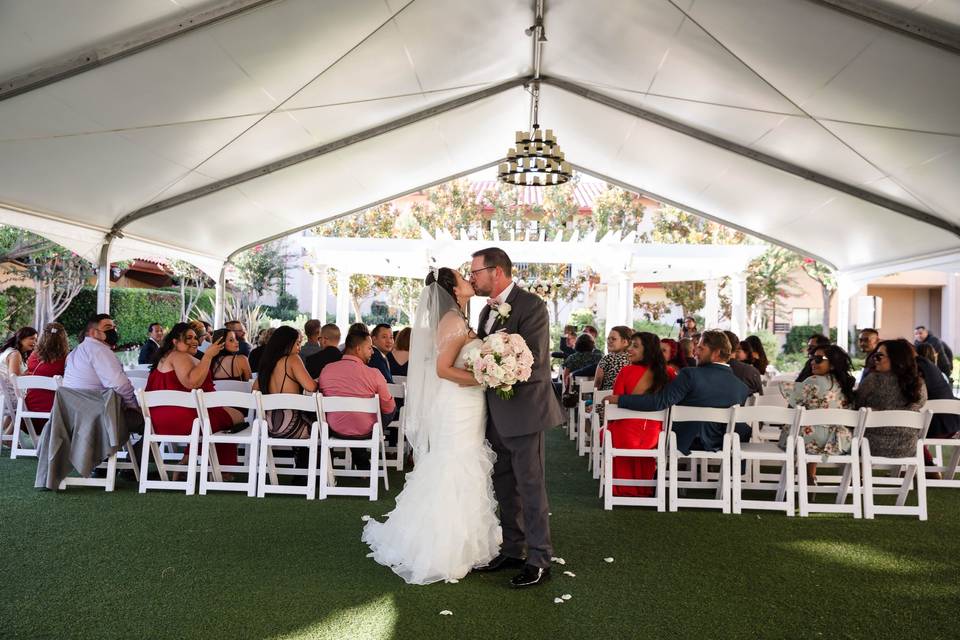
362, 247, 564, 587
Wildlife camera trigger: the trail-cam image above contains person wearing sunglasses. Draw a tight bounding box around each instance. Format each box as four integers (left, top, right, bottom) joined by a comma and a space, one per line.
778, 345, 856, 485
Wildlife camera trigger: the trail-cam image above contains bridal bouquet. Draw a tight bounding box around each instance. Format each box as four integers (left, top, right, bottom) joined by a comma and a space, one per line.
463, 332, 534, 400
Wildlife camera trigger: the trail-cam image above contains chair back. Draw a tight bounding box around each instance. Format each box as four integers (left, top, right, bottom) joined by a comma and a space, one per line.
604, 406, 669, 424
863, 408, 929, 432
751, 392, 788, 408
392, 375, 406, 385
922, 399, 960, 416
213, 379, 254, 393
386, 383, 405, 399
196, 389, 258, 411
15, 374, 60, 393
734, 405, 799, 437
257, 391, 320, 418
796, 407, 866, 435
131, 377, 148, 391
668, 405, 735, 433
125, 364, 151, 371
318, 394, 385, 437
579, 379, 595, 395
137, 388, 197, 410
126, 369, 150, 379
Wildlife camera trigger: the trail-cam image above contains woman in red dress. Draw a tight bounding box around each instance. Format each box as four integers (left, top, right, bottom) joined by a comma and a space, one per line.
24, 322, 69, 430
603, 332, 676, 497
145, 322, 245, 471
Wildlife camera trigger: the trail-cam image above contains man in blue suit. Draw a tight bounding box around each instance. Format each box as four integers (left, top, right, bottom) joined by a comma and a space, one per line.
605, 330, 750, 454
369, 323, 394, 384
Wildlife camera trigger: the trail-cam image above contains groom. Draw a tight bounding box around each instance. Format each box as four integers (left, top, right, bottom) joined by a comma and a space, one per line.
470, 247, 564, 588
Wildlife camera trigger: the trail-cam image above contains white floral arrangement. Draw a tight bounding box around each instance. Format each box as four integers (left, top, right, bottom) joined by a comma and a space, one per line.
463, 331, 534, 400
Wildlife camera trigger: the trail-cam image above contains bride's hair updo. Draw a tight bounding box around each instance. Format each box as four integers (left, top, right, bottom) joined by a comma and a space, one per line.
424, 267, 458, 302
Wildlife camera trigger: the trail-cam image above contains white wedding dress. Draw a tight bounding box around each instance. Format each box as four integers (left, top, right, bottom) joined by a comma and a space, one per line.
362, 338, 502, 585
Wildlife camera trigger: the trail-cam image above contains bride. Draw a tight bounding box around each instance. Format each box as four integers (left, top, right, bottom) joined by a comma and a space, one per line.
362, 267, 501, 585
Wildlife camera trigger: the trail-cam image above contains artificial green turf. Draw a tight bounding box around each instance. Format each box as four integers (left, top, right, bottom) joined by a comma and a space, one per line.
1, 429, 959, 640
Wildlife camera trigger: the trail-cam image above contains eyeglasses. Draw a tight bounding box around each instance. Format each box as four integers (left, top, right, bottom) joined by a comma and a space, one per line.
469, 266, 495, 276
809, 355, 827, 364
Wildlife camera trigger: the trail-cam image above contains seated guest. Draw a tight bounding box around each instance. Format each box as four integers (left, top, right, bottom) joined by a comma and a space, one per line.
914, 325, 952, 380
856, 339, 928, 458
62, 314, 143, 431
369, 323, 395, 384
745, 335, 770, 376
778, 345, 855, 484
146, 323, 245, 472
736, 340, 753, 365
678, 338, 697, 368
0, 327, 37, 437
915, 343, 959, 478
225, 320, 252, 357
796, 334, 832, 382
318, 331, 396, 470
659, 338, 686, 374
389, 327, 411, 377
607, 331, 750, 454
556, 324, 577, 358
248, 328, 275, 372
593, 326, 632, 392
209, 328, 252, 381
24, 322, 69, 432
582, 326, 603, 357
678, 316, 698, 340
305, 323, 343, 379
603, 332, 676, 496
563, 334, 602, 389
190, 320, 210, 354
300, 319, 323, 361
138, 323, 164, 364
724, 331, 763, 396
253, 326, 317, 468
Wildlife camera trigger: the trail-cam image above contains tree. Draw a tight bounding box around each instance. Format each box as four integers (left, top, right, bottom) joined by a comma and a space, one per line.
386, 277, 423, 325
800, 258, 837, 329
516, 263, 595, 323
746, 247, 801, 331
169, 260, 208, 322
233, 241, 290, 310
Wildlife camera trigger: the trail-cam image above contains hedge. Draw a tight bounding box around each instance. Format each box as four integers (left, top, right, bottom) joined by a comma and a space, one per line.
59, 287, 182, 348
785, 324, 838, 354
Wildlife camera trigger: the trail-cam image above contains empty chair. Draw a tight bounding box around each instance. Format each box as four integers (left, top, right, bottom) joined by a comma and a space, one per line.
575, 379, 595, 455
731, 405, 801, 516
255, 392, 320, 499
861, 409, 932, 520
587, 389, 613, 473
600, 406, 670, 511
666, 406, 737, 513
796, 408, 867, 518
318, 395, 390, 500
922, 399, 960, 488
196, 389, 260, 496
10, 375, 61, 459
384, 382, 406, 470
137, 388, 201, 494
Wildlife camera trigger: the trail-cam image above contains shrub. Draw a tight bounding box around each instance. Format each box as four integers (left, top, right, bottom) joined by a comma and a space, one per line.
785, 325, 838, 353
264, 292, 300, 322
59, 287, 181, 348
632, 320, 676, 339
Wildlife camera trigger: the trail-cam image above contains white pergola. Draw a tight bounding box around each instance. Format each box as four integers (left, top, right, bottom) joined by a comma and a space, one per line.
302, 230, 765, 336
0, 1, 958, 348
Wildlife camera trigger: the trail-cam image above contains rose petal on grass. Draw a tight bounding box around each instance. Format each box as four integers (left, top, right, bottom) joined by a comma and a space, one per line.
439, 610, 453, 616
604, 557, 615, 563
361, 515, 371, 522
562, 594, 572, 601
551, 557, 566, 565
448, 579, 459, 584
553, 598, 564, 604
563, 571, 576, 577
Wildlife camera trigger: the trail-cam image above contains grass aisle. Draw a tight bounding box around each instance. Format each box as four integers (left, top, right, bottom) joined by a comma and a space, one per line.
1, 428, 959, 639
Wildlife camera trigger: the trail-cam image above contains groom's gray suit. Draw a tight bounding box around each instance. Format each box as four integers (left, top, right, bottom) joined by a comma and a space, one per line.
478, 283, 565, 569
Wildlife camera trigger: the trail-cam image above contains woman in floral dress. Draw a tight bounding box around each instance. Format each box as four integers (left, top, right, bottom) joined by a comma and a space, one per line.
778, 345, 856, 484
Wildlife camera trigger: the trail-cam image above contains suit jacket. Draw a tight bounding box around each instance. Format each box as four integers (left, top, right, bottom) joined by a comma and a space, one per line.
305, 346, 343, 380
917, 335, 953, 377
618, 363, 751, 454
138, 339, 159, 365
478, 284, 564, 437
917, 357, 960, 436
729, 359, 763, 395
368, 348, 394, 384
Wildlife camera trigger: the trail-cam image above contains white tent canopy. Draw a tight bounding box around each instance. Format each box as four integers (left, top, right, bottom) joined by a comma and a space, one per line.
1, 0, 958, 327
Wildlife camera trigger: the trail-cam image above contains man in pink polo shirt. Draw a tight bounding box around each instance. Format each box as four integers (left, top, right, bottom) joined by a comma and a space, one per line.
318, 330, 396, 470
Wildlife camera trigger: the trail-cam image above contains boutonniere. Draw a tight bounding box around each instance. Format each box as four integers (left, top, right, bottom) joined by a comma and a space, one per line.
495, 302, 512, 321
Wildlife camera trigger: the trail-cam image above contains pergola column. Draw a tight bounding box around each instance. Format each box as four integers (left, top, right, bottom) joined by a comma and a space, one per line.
730, 271, 747, 339
703, 278, 721, 329
619, 275, 634, 329
312, 264, 328, 322
836, 277, 853, 351
335, 270, 351, 334
214, 265, 226, 328
95, 240, 112, 313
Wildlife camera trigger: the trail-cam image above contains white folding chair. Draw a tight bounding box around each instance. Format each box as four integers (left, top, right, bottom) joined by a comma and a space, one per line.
131, 377, 148, 391
125, 364, 152, 371
213, 379, 254, 393
921, 399, 960, 488
126, 369, 150, 379
392, 375, 406, 385
567, 375, 591, 441
10, 375, 61, 459
195, 389, 259, 496
137, 388, 200, 494
575, 379, 595, 456
666, 406, 736, 513
586, 389, 613, 471
318, 395, 390, 500
861, 409, 931, 520
600, 406, 670, 511
796, 408, 867, 518
731, 405, 801, 515
751, 391, 788, 410
0, 372, 17, 450
385, 382, 406, 470
255, 392, 320, 499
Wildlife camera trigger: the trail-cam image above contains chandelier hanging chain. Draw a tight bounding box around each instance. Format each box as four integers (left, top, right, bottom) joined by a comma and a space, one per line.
499, 0, 572, 187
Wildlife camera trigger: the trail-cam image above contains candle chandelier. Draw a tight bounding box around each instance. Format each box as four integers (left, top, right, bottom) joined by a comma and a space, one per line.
498, 82, 572, 187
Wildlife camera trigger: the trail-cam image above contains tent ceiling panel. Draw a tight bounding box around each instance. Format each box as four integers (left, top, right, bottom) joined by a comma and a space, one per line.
0, 0, 213, 79
121, 88, 528, 259
873, 0, 960, 29
0, 204, 105, 264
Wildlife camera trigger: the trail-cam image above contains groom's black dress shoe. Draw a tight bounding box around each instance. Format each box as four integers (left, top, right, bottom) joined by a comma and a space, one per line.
474, 554, 526, 573
510, 564, 551, 588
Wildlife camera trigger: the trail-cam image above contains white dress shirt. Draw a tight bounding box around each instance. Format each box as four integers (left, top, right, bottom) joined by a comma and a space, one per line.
484, 281, 516, 335
63, 338, 138, 408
